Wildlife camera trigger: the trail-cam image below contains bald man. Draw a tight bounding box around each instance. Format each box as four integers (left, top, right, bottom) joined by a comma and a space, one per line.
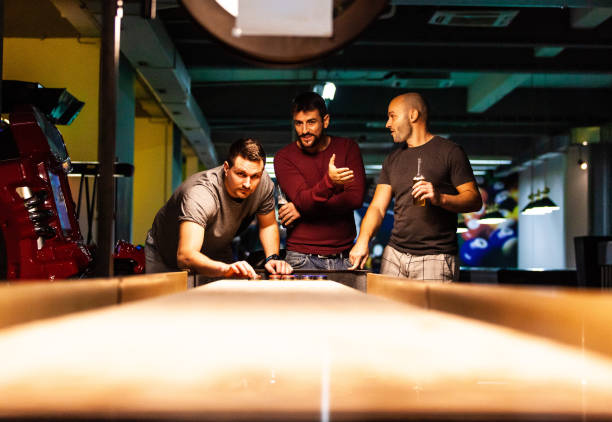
349, 93, 482, 281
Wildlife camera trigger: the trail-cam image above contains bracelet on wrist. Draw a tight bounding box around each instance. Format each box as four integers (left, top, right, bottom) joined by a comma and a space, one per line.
264, 254, 280, 264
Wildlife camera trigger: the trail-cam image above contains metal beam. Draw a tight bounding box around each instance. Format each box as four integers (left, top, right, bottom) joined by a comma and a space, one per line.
51, 0, 100, 37
390, 0, 612, 7
571, 7, 612, 28
178, 37, 612, 50
468, 73, 530, 112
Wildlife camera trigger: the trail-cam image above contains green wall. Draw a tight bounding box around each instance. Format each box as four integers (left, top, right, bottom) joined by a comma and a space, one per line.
115, 55, 136, 242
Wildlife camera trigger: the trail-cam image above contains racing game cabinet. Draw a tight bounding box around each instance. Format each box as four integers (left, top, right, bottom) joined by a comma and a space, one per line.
0, 81, 92, 280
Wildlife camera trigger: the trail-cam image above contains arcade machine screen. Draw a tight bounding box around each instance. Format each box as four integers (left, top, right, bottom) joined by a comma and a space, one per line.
48, 171, 72, 236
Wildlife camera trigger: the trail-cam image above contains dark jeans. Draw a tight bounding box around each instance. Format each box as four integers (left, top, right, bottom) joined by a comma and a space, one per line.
285, 250, 351, 271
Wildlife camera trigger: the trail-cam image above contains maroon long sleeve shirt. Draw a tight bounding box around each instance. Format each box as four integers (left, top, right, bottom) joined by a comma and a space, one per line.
274, 136, 366, 255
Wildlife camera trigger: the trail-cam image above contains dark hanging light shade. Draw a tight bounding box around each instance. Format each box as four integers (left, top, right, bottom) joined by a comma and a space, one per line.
521, 191, 542, 215
479, 208, 506, 225
456, 217, 467, 234
530, 192, 560, 214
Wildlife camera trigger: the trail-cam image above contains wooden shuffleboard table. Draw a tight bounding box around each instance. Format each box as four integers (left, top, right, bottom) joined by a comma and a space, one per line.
195, 269, 369, 291
2, 278, 612, 421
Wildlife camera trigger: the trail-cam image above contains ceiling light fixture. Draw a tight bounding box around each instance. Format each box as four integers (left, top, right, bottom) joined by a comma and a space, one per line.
322, 82, 336, 100
456, 224, 468, 234
531, 155, 559, 214
314, 82, 336, 101
522, 191, 555, 215
479, 206, 507, 225
456, 216, 467, 234
529, 187, 559, 214
522, 158, 560, 216
521, 82, 559, 217
521, 191, 542, 215
469, 159, 512, 165
521, 143, 539, 215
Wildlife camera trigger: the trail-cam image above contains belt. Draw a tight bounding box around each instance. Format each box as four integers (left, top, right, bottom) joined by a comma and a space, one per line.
311, 250, 350, 259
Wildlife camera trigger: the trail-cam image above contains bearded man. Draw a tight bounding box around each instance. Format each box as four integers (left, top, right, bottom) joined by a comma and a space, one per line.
273, 92, 366, 270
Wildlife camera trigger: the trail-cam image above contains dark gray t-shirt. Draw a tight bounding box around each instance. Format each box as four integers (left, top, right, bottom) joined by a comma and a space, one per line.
148, 165, 274, 269
378, 136, 476, 255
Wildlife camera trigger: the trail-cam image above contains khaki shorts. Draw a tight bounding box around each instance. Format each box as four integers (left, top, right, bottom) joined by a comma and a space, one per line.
379, 245, 458, 282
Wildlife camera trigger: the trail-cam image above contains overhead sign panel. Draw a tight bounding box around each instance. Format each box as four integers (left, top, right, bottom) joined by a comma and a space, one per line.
235, 0, 332, 37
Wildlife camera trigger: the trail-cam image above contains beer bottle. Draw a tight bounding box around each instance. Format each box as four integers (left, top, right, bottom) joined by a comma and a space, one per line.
276, 185, 292, 227
413, 157, 426, 207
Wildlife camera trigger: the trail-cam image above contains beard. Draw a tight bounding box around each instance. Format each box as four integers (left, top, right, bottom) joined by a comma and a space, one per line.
297, 131, 324, 153
391, 124, 412, 144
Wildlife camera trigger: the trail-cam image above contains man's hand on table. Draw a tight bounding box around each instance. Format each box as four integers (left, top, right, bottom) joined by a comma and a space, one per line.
221, 261, 258, 279
265, 259, 293, 275
348, 240, 369, 270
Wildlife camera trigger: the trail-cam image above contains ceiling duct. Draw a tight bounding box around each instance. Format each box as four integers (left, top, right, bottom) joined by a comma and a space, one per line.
388, 71, 453, 88
119, 15, 218, 168
429, 10, 518, 27
62, 1, 217, 167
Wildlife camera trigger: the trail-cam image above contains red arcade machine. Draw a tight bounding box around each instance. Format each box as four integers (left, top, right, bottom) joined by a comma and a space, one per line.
0, 81, 92, 280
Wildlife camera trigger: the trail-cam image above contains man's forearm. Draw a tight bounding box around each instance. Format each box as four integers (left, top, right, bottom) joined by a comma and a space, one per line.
177, 250, 228, 277
355, 208, 384, 246
439, 190, 482, 213
324, 178, 366, 214
258, 223, 280, 257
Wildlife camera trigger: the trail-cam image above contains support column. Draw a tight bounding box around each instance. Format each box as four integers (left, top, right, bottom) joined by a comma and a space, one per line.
589, 141, 612, 236
95, 0, 123, 277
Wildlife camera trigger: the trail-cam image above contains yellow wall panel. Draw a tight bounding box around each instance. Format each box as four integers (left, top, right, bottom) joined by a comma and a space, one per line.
183, 140, 200, 178
2, 37, 101, 162
132, 117, 173, 244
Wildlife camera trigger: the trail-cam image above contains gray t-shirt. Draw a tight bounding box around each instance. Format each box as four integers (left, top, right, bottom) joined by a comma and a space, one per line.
148, 165, 274, 269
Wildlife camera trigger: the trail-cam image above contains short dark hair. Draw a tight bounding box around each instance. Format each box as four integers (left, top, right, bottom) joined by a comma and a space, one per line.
226, 138, 266, 167
292, 92, 328, 119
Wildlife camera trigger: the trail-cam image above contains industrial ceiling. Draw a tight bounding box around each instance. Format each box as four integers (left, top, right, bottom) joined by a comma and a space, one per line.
5, 0, 612, 177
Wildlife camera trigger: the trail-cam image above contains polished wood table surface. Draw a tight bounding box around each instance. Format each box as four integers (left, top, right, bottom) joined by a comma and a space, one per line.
2, 279, 612, 421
